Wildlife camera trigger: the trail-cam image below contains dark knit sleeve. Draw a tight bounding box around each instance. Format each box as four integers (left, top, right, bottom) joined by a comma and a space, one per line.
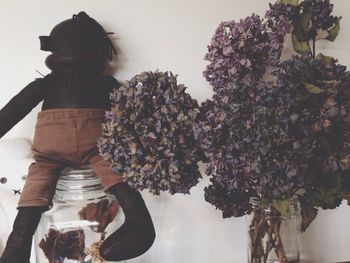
0, 78, 45, 138
104, 75, 120, 93
103, 75, 120, 110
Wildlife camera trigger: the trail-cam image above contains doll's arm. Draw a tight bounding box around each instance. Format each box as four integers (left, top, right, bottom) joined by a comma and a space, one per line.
0, 78, 45, 138
104, 76, 121, 110
105, 75, 120, 92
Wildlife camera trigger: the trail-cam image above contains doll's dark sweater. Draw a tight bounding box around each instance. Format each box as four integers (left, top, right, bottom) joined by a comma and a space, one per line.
0, 71, 118, 138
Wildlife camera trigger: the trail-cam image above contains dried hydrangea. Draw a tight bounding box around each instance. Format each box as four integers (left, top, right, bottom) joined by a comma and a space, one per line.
203, 14, 285, 91
198, 0, 347, 223
265, 1, 300, 56
98, 71, 202, 195
204, 181, 253, 218
266, 0, 341, 55
39, 229, 86, 263
273, 54, 350, 210
265, 1, 300, 34
79, 199, 118, 233
198, 53, 350, 218
195, 80, 307, 217
300, 0, 339, 40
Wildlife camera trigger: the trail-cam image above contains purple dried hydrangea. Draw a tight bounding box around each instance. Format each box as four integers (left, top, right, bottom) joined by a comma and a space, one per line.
98, 71, 202, 195
198, 0, 348, 231
266, 0, 341, 55
198, 53, 350, 217
203, 14, 284, 91
198, 0, 347, 220
204, 181, 252, 218
265, 2, 300, 33
265, 1, 300, 56
273, 55, 350, 209
194, 80, 308, 217
300, 0, 339, 40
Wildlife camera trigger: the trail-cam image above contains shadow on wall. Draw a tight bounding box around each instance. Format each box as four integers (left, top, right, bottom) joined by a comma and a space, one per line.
0, 238, 3, 255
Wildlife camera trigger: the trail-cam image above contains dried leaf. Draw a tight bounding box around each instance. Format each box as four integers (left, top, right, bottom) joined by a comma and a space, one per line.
280, 0, 299, 6
326, 17, 341, 42
84, 240, 104, 263
292, 33, 311, 54
303, 82, 324, 94
79, 199, 119, 233
39, 229, 86, 263
299, 196, 318, 232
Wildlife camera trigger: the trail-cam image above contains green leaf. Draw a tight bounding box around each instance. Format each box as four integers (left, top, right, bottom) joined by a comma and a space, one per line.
303, 82, 325, 94
292, 34, 311, 54
293, 21, 306, 42
262, 198, 295, 217
306, 187, 342, 210
303, 172, 344, 210
326, 17, 341, 42
316, 53, 335, 64
280, 0, 299, 6
301, 12, 312, 32
299, 196, 318, 232
272, 199, 292, 216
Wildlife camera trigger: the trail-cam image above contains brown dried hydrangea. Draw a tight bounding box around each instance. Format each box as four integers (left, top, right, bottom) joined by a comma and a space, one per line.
39, 229, 85, 263
98, 71, 203, 194
84, 240, 105, 263
78, 199, 119, 234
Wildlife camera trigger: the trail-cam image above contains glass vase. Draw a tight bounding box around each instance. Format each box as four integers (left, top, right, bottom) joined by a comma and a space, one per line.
247, 198, 300, 263
34, 165, 127, 263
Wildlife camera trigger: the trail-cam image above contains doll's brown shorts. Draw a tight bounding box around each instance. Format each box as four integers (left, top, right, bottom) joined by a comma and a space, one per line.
18, 108, 124, 208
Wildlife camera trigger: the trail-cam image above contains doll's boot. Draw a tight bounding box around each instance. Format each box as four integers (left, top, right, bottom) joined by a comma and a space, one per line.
0, 207, 45, 263
99, 182, 156, 261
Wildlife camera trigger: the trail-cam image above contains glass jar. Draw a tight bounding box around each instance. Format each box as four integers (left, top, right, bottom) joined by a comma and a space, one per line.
247, 198, 300, 263
34, 166, 126, 263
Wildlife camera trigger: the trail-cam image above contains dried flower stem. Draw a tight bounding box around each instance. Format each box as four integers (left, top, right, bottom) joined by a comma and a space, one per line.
249, 209, 289, 263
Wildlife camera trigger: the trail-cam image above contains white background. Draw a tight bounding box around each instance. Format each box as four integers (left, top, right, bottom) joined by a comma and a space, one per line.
0, 0, 350, 262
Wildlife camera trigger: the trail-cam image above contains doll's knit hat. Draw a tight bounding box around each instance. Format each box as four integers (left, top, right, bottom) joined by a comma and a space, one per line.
39, 11, 116, 71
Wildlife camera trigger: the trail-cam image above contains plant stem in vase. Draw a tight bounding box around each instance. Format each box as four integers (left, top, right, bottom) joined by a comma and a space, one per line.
247, 199, 299, 263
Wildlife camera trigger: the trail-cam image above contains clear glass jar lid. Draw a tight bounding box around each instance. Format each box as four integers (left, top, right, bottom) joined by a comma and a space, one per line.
54, 165, 106, 203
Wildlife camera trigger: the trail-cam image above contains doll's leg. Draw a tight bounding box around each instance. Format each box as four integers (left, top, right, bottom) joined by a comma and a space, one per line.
0, 160, 64, 263
0, 207, 46, 263
89, 155, 156, 261
100, 183, 156, 261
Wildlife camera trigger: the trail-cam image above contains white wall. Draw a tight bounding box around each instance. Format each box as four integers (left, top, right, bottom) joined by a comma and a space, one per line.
0, 1, 350, 262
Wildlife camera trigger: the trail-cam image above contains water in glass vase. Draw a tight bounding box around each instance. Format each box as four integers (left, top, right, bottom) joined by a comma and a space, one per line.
247, 198, 300, 263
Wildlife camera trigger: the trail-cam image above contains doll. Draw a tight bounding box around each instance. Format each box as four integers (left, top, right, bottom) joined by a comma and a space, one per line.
0, 12, 155, 263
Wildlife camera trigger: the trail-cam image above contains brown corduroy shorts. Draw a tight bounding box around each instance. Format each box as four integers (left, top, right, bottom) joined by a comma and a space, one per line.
18, 108, 124, 208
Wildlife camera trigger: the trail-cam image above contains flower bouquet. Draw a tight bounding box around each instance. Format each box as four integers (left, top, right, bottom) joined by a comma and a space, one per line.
195, 0, 350, 262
